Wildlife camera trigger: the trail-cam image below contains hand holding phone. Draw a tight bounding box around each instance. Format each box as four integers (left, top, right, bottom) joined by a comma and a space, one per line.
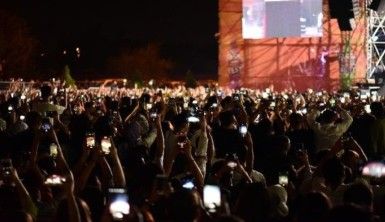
44, 174, 66, 186
41, 118, 52, 133
86, 133, 96, 149
50, 143, 58, 158
203, 185, 221, 213
239, 125, 247, 137
101, 136, 112, 155
108, 188, 130, 220
278, 172, 289, 186
1, 159, 13, 178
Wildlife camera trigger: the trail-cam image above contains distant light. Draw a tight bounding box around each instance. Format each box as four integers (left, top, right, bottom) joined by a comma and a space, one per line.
63, 50, 67, 55
149, 79, 154, 86
76, 47, 81, 58
123, 79, 127, 83
41, 53, 45, 57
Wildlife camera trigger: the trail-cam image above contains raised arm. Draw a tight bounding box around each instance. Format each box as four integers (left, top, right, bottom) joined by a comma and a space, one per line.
110, 139, 126, 187
154, 116, 165, 170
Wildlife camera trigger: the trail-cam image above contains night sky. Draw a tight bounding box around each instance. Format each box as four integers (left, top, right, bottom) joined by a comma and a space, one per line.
0, 0, 218, 79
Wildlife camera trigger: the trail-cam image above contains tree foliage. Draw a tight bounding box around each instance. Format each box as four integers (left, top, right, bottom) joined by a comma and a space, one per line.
0, 9, 37, 78
107, 43, 173, 80
63, 65, 76, 87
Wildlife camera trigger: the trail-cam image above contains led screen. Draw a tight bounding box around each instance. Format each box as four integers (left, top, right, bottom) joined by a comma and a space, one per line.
242, 0, 323, 39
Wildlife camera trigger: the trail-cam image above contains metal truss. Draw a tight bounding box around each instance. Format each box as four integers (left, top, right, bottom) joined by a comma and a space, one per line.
367, 0, 385, 79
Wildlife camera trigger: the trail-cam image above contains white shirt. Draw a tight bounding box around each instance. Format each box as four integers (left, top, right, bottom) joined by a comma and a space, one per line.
32, 101, 66, 115
307, 109, 353, 152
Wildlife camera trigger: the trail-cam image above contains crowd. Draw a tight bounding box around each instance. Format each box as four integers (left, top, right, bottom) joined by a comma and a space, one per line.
0, 80, 385, 222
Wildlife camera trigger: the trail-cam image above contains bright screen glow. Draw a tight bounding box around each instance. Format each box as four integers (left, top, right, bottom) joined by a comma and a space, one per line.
242, 0, 323, 39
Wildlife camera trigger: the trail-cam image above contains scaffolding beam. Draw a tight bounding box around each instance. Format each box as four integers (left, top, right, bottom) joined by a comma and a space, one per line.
367, 0, 385, 79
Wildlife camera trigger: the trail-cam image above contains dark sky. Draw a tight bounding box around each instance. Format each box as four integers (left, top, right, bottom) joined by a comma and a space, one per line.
1, 0, 218, 79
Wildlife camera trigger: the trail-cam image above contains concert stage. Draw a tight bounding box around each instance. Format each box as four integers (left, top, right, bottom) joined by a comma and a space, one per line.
218, 0, 367, 91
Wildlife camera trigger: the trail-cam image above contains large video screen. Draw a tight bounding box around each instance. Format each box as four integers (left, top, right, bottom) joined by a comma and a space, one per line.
242, 0, 323, 39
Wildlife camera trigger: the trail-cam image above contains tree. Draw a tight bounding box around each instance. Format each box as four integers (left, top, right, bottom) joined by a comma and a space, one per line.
63, 65, 76, 87
0, 9, 37, 79
106, 43, 173, 80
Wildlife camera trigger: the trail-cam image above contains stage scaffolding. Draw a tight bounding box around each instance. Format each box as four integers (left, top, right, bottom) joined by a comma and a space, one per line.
366, 0, 385, 79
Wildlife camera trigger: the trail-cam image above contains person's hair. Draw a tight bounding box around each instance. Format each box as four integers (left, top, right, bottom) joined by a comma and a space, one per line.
0, 211, 33, 222
296, 192, 331, 222
172, 113, 188, 133
220, 96, 233, 110
40, 84, 52, 99
25, 111, 42, 129
234, 183, 271, 222
288, 112, 304, 130
0, 186, 22, 213
215, 215, 245, 222
94, 115, 113, 139
219, 111, 235, 128
343, 182, 373, 209
327, 204, 373, 222
271, 135, 290, 155
55, 197, 92, 222
322, 157, 345, 189
167, 189, 200, 222
319, 109, 337, 124
370, 102, 384, 118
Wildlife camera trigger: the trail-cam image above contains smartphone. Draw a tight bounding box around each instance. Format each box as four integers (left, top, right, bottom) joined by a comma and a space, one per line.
279, 172, 289, 186
7, 106, 13, 112
41, 119, 51, 132
192, 100, 198, 105
203, 185, 221, 212
101, 136, 112, 154
19, 115, 25, 121
239, 125, 247, 137
0, 159, 13, 177
86, 133, 96, 149
227, 161, 238, 169
44, 174, 66, 185
270, 102, 276, 108
182, 179, 195, 190
300, 108, 307, 115
364, 104, 371, 113
187, 116, 200, 123
50, 143, 58, 158
360, 94, 368, 100
362, 162, 385, 178
211, 103, 218, 108
150, 112, 158, 119
146, 103, 153, 110
340, 97, 346, 104
108, 188, 130, 221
